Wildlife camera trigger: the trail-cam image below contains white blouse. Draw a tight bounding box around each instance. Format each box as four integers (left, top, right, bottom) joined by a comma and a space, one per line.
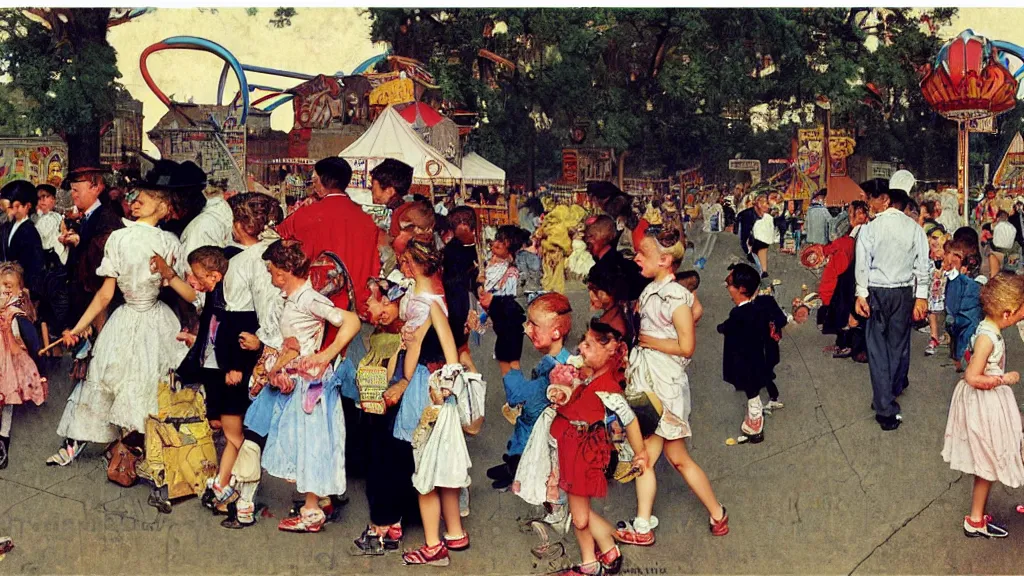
96, 219, 185, 311
484, 259, 519, 297
180, 195, 234, 258
280, 280, 344, 356
223, 237, 283, 349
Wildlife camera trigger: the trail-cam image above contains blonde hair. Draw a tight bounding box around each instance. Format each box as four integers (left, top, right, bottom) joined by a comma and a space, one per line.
645, 226, 685, 268
980, 272, 1024, 319
0, 262, 36, 322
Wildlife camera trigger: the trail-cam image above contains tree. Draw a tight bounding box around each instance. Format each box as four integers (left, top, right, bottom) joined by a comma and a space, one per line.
0, 8, 296, 169
368, 8, 961, 185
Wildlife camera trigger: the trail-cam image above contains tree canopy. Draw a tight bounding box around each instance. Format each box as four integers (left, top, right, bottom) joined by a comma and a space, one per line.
369, 8, 970, 185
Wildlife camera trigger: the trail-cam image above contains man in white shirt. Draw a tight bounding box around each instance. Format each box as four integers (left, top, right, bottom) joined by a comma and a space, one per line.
805, 189, 832, 245
180, 178, 235, 259
854, 177, 931, 431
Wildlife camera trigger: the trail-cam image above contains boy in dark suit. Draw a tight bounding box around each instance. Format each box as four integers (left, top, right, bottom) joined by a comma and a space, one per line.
0, 180, 46, 298
718, 263, 788, 443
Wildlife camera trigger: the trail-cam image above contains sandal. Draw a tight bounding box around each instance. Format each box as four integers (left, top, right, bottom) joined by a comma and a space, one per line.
597, 545, 623, 574
402, 542, 450, 566
221, 502, 260, 529
443, 532, 470, 551
353, 526, 386, 556
45, 440, 87, 467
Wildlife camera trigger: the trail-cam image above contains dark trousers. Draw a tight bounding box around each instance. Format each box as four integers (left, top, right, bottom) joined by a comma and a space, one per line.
365, 407, 417, 527
866, 287, 913, 418
742, 377, 779, 401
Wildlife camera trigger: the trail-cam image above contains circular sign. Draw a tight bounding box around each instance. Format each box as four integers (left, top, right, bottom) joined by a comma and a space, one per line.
426, 159, 442, 177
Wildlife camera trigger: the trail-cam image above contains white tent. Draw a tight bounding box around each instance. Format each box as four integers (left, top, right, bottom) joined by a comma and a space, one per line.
461, 152, 506, 188
341, 105, 462, 205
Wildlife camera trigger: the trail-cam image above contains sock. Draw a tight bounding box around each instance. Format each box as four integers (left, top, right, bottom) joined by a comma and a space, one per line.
0, 405, 12, 437
747, 396, 763, 420
632, 516, 652, 534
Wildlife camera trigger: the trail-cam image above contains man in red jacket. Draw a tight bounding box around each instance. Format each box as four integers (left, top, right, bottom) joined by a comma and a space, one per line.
277, 157, 380, 318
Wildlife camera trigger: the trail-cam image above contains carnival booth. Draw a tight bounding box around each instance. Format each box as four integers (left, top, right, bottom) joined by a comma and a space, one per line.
460, 151, 513, 226
340, 105, 462, 210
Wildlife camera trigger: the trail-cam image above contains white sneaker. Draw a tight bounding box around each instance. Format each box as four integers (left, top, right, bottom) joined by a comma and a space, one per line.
764, 400, 785, 411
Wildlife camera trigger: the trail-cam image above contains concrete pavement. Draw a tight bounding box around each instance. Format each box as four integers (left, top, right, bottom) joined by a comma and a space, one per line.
3, 232, 1024, 574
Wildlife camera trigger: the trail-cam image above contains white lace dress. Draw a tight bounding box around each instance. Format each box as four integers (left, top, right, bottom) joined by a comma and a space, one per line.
942, 320, 1024, 487
625, 276, 694, 440
58, 220, 190, 442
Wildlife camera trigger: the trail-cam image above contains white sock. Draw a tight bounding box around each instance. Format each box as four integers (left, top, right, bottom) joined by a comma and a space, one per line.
633, 516, 652, 534
747, 396, 763, 420
0, 405, 11, 437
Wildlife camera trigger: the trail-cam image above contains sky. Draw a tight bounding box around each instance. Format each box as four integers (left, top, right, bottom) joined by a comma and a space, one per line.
107, 7, 382, 155
105, 7, 1024, 157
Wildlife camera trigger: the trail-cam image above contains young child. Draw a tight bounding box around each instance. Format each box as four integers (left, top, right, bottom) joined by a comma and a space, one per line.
478, 224, 530, 374
925, 224, 948, 356
717, 263, 787, 442
550, 319, 648, 576
35, 184, 68, 266
390, 240, 469, 567
352, 277, 418, 555
488, 294, 573, 491
0, 262, 47, 469
54, 180, 191, 464
259, 240, 362, 533
945, 239, 985, 372
674, 270, 704, 324
941, 272, 1024, 538
616, 227, 728, 546
158, 245, 257, 525
441, 205, 480, 373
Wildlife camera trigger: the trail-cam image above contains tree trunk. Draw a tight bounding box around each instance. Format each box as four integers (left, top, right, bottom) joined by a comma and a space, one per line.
65, 8, 115, 169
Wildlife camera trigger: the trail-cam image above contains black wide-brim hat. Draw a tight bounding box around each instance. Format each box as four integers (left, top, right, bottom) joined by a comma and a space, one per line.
133, 160, 207, 191
61, 166, 111, 190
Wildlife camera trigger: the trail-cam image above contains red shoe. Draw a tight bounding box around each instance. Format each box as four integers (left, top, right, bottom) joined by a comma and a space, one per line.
443, 532, 470, 551
710, 505, 729, 536
597, 545, 623, 574
402, 542, 450, 566
612, 519, 655, 546
278, 508, 326, 533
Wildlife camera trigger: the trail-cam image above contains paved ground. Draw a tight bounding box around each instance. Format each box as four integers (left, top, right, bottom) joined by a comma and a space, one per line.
4, 232, 1024, 575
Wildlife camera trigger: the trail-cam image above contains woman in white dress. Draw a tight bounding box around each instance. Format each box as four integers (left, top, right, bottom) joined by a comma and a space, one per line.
50, 165, 196, 464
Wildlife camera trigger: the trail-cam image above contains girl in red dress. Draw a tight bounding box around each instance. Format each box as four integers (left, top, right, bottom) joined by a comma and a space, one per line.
551, 319, 648, 576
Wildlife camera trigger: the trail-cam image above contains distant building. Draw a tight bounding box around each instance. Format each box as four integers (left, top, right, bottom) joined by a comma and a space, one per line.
100, 94, 144, 173
148, 103, 251, 193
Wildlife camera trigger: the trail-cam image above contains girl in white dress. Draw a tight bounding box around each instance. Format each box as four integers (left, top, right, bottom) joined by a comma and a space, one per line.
259, 240, 361, 533
53, 181, 193, 458
616, 227, 728, 545
941, 273, 1024, 539
390, 240, 468, 567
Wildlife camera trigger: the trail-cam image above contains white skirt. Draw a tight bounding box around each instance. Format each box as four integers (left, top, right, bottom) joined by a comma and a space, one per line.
58, 301, 187, 441
412, 399, 472, 494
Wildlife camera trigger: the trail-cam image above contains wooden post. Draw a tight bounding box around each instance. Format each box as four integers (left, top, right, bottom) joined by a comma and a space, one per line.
958, 122, 970, 222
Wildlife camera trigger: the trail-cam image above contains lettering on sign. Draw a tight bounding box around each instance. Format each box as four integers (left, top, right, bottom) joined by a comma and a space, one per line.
369, 78, 415, 107
728, 159, 761, 172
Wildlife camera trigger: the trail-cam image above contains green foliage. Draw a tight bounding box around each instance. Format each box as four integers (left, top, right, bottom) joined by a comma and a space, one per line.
368, 8, 964, 185
0, 9, 120, 143
270, 8, 296, 28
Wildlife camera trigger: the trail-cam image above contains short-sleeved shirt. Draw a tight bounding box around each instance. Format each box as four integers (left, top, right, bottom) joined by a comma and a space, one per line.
280, 280, 345, 356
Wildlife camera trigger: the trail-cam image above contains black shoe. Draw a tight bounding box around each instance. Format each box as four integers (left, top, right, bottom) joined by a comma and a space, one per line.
0, 435, 8, 470
486, 462, 511, 481
876, 414, 901, 431
832, 347, 853, 359
761, 271, 769, 279
492, 475, 514, 491
353, 526, 386, 556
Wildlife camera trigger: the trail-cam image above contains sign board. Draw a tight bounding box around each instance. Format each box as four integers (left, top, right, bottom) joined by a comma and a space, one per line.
868, 161, 895, 180
728, 159, 761, 172
768, 158, 790, 165
968, 115, 997, 134
728, 159, 761, 185
369, 78, 415, 107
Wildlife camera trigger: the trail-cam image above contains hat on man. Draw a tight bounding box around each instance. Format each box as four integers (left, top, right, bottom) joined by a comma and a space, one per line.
134, 160, 208, 191
0, 180, 37, 206
586, 181, 621, 201
889, 170, 916, 193
62, 166, 110, 190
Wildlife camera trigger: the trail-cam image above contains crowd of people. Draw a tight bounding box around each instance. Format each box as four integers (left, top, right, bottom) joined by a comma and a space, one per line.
2, 154, 1024, 575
